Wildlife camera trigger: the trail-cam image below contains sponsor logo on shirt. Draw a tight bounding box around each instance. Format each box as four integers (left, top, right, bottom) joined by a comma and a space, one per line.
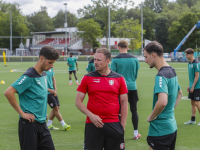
45, 78, 47, 84
93, 79, 100, 83
36, 79, 41, 85
191, 65, 193, 68
109, 80, 114, 85
18, 76, 26, 85
120, 143, 125, 149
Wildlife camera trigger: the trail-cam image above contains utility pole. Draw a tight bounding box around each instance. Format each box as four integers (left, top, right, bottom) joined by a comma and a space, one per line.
64, 3, 68, 54
108, 0, 111, 51
10, 11, 12, 55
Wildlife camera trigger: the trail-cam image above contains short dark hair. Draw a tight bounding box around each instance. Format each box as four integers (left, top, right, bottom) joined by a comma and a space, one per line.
96, 48, 111, 60
144, 41, 163, 56
39, 45, 59, 60
185, 48, 194, 54
118, 40, 128, 48
93, 47, 98, 53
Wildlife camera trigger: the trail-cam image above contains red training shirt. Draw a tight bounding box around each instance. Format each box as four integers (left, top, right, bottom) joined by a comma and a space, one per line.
77, 70, 128, 123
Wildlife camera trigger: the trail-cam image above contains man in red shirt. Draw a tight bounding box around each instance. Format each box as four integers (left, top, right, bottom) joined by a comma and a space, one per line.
76, 48, 128, 150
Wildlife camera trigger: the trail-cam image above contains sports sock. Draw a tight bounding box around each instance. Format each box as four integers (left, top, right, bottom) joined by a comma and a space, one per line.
134, 130, 138, 137
47, 120, 53, 126
76, 80, 78, 83
60, 120, 66, 127
191, 116, 195, 121
69, 80, 72, 83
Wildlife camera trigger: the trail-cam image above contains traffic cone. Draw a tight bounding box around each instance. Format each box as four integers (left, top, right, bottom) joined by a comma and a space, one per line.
10, 70, 13, 72
0, 80, 5, 84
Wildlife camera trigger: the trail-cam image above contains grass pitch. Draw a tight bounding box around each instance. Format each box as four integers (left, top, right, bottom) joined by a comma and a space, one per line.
0, 61, 200, 150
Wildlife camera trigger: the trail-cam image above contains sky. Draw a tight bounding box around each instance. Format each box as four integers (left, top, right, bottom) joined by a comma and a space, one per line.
6, 0, 145, 18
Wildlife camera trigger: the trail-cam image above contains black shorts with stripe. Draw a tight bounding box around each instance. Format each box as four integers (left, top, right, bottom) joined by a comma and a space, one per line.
19, 118, 55, 150
188, 89, 200, 101
84, 122, 125, 150
48, 94, 60, 108
69, 70, 76, 74
147, 130, 177, 150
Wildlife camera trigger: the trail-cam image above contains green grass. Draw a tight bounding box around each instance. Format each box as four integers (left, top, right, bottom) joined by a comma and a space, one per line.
0, 61, 200, 150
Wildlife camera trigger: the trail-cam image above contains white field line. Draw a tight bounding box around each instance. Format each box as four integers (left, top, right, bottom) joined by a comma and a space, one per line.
181, 96, 190, 100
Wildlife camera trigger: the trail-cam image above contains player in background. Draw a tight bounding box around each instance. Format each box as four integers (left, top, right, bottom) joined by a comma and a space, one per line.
76, 48, 128, 150
111, 39, 141, 140
144, 41, 182, 150
46, 68, 71, 130
4, 45, 59, 150
86, 47, 111, 73
184, 48, 200, 125
86, 47, 98, 73
67, 53, 78, 85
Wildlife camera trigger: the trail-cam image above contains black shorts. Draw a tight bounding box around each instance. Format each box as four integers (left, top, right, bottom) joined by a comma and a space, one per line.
147, 130, 177, 150
188, 89, 200, 101
84, 122, 125, 150
128, 90, 139, 103
69, 70, 76, 74
18, 117, 55, 150
48, 94, 60, 108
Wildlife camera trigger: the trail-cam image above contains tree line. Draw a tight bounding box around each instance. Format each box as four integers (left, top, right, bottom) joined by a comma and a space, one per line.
1, 0, 200, 52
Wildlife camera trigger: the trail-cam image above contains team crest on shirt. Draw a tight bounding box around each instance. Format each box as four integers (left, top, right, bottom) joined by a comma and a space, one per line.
109, 80, 114, 85
196, 97, 199, 100
120, 143, 125, 149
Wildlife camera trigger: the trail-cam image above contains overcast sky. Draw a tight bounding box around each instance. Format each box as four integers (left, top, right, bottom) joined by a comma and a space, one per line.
6, 0, 145, 18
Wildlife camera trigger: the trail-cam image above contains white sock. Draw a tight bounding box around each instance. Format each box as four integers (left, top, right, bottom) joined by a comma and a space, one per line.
47, 120, 53, 126
69, 80, 72, 83
60, 120, 66, 127
134, 130, 138, 137
76, 80, 78, 83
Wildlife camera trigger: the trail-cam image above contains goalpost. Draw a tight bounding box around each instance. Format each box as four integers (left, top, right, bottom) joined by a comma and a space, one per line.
0, 48, 8, 56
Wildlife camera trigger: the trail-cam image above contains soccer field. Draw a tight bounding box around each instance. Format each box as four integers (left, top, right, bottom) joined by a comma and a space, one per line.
0, 61, 200, 150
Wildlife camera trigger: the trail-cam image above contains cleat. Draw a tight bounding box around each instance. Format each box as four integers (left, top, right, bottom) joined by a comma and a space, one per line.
69, 83, 72, 85
184, 120, 196, 125
63, 124, 71, 131
76, 83, 79, 85
134, 134, 141, 140
197, 122, 200, 126
48, 125, 59, 130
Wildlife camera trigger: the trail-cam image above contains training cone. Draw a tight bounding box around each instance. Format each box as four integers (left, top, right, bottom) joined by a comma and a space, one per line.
0, 80, 5, 84
10, 70, 13, 72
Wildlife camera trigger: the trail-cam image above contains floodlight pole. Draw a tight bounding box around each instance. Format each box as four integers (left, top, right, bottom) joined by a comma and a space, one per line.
108, 0, 111, 51
64, 3, 68, 55
141, 2, 143, 56
10, 11, 12, 55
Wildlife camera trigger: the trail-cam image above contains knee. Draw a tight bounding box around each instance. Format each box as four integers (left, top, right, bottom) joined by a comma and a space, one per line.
191, 101, 195, 106
53, 106, 59, 113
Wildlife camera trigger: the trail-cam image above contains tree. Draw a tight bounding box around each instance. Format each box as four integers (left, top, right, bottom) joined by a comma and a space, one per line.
168, 12, 200, 51
143, 0, 169, 13
26, 6, 54, 32
142, 6, 156, 41
52, 10, 78, 28
0, 1, 29, 50
114, 19, 145, 51
76, 19, 102, 49
154, 16, 170, 52
176, 0, 198, 8
77, 0, 134, 47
